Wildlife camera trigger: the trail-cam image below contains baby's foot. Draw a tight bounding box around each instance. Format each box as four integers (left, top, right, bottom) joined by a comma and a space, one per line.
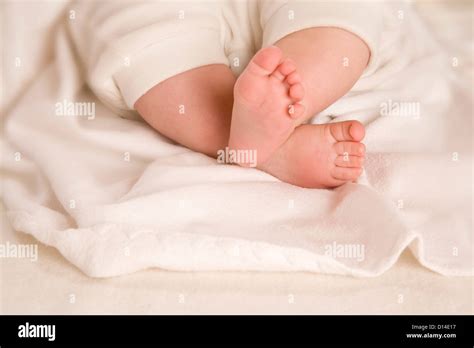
228, 46, 305, 166
259, 121, 366, 188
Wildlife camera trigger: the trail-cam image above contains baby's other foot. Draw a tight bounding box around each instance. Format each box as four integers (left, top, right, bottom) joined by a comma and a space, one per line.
228, 46, 305, 166
259, 120, 366, 188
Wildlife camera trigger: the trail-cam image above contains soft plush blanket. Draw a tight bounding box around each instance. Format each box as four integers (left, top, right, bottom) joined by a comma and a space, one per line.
1, 1, 472, 277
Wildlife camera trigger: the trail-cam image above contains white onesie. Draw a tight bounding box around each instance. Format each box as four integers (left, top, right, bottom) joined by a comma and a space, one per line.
68, 0, 384, 116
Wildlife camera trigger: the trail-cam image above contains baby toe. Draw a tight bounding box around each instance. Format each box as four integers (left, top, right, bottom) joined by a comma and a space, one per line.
289, 83, 304, 101
277, 59, 297, 76
249, 46, 283, 76
334, 141, 365, 157
349, 121, 365, 141
286, 71, 302, 85
272, 58, 298, 82
331, 166, 363, 181
335, 154, 364, 168
328, 120, 365, 142
288, 103, 305, 119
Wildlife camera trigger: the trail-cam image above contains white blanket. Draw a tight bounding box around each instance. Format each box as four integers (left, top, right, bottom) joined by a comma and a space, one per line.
2, 1, 472, 277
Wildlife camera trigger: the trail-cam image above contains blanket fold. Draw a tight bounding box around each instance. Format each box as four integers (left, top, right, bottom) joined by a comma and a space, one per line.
2, 2, 472, 277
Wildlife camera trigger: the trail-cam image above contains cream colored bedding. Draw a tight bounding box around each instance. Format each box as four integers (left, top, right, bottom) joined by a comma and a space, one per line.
1, 204, 472, 314
1, 0, 472, 314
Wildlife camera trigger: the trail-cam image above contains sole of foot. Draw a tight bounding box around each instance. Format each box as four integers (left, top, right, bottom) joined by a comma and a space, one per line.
228, 46, 306, 167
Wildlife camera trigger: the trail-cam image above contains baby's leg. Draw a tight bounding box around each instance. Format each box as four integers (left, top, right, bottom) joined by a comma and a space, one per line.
135, 64, 235, 158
